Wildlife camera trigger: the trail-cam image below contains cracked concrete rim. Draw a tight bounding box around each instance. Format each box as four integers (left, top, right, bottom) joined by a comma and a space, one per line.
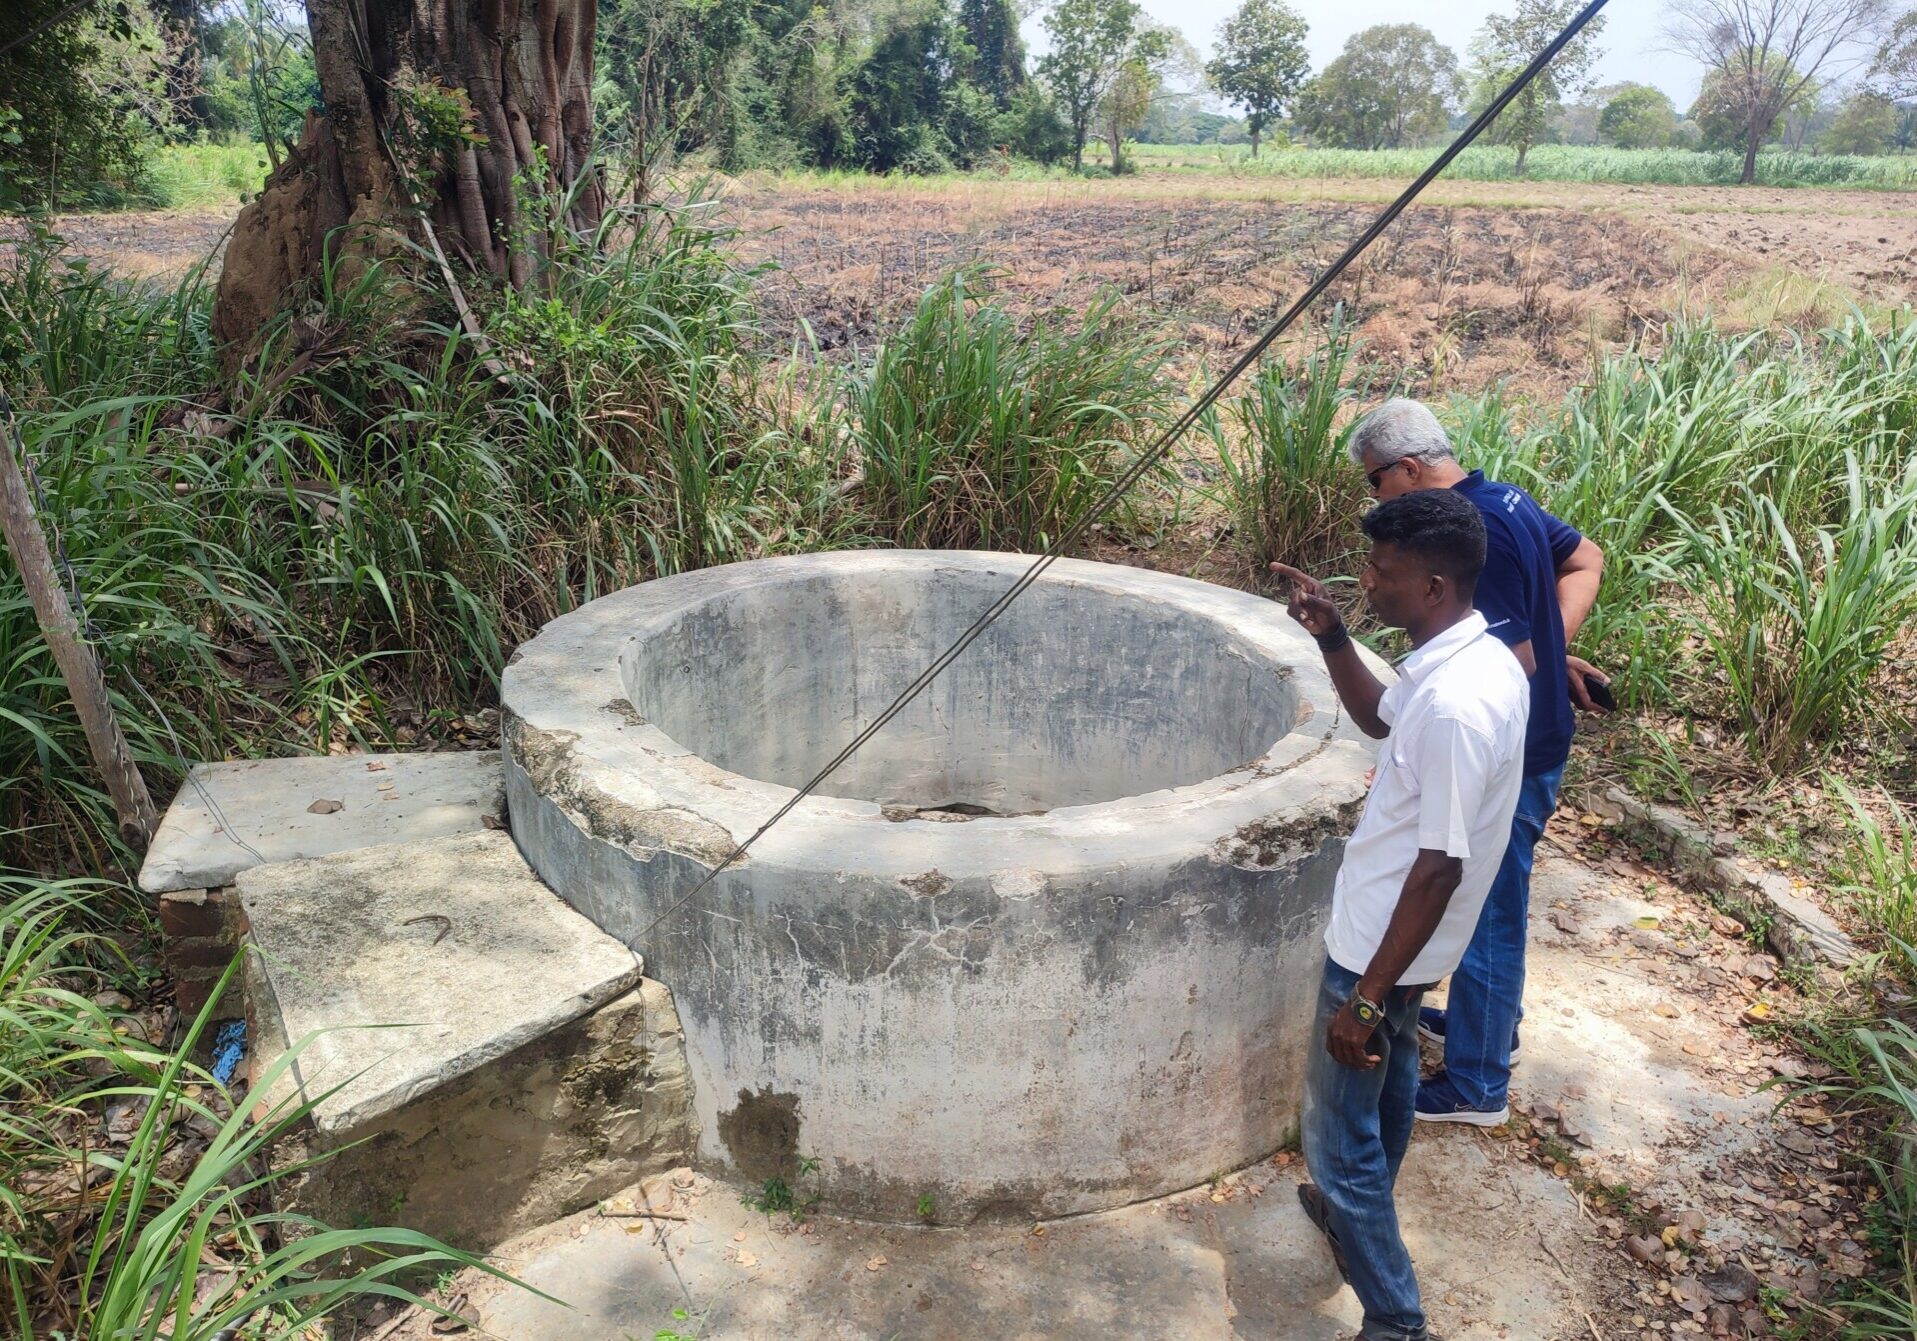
499, 550, 1388, 879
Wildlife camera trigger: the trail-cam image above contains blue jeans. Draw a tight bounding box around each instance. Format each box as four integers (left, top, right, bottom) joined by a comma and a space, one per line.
1303, 957, 1432, 1341
1442, 764, 1564, 1111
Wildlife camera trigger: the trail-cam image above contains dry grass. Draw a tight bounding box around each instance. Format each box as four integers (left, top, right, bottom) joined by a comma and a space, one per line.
724, 185, 1733, 401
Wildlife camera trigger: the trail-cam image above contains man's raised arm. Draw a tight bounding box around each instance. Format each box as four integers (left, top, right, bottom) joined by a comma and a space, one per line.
1270, 562, 1389, 739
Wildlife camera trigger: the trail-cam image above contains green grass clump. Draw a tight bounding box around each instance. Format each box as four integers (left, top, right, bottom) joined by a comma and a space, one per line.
0, 876, 496, 1337
849, 269, 1173, 550
141, 143, 273, 209
0, 192, 854, 872
1829, 781, 1917, 951
1788, 934, 1917, 1339
1201, 307, 1917, 773
1205, 314, 1373, 580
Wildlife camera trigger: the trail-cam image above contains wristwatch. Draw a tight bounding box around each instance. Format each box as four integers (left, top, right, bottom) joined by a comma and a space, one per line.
1346, 988, 1385, 1030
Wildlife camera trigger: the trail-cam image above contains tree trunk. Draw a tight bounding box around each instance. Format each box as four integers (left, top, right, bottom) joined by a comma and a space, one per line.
1107, 124, 1122, 173
1249, 126, 1260, 159
213, 0, 602, 364
1514, 139, 1530, 175
1741, 119, 1762, 184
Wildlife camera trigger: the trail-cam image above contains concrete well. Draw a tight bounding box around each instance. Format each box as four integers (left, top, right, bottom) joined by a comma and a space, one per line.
502, 551, 1385, 1222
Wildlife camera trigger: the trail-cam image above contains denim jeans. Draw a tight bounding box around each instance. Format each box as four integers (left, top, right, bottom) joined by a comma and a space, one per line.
1303, 957, 1432, 1341
1442, 763, 1565, 1111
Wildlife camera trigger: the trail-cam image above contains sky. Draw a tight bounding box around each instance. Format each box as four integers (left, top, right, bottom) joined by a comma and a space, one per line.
1022, 1, 1709, 110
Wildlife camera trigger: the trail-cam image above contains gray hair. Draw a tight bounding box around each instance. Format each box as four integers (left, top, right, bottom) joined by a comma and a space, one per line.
1346, 398, 1456, 468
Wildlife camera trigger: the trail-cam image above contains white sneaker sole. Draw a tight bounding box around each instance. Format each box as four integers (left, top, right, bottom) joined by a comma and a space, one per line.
1414, 1105, 1511, 1127
1415, 1023, 1520, 1065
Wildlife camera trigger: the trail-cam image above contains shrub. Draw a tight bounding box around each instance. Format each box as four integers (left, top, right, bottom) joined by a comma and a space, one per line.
1207, 317, 1374, 579
849, 269, 1173, 550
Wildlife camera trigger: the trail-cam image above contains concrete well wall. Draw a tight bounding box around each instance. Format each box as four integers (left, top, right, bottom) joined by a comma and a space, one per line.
501, 551, 1387, 1222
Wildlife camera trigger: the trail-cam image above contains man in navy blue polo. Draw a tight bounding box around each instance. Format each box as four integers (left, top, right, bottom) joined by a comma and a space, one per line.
1345, 399, 1607, 1124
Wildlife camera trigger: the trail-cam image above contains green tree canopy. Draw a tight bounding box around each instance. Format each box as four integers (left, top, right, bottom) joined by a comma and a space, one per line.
1820, 87, 1898, 151
1293, 23, 1459, 149
958, 0, 1026, 106
1039, 0, 1150, 171
1465, 0, 1606, 174
1688, 59, 1818, 150
1095, 23, 1181, 170
1596, 83, 1677, 147
0, 0, 170, 207
1204, 0, 1310, 157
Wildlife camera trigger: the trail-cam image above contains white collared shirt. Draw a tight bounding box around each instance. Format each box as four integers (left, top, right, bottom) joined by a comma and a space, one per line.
1325, 610, 1530, 985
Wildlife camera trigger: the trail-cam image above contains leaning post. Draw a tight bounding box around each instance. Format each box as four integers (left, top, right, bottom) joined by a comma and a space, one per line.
0, 389, 157, 850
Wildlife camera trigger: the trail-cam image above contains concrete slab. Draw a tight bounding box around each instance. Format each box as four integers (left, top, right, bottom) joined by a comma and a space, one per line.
138, 751, 504, 894
237, 829, 643, 1134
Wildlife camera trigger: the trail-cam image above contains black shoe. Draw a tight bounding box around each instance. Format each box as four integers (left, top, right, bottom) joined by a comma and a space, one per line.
1297, 1182, 1351, 1285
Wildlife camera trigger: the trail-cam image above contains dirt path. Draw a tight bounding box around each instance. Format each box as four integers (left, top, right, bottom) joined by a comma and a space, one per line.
375, 819, 1858, 1340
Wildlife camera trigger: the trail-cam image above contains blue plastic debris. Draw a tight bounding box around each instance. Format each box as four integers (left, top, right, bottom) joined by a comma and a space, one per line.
211, 1019, 247, 1087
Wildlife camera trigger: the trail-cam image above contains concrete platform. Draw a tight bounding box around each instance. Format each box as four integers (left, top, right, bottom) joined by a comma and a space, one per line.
238, 829, 644, 1133
138, 751, 504, 895
240, 831, 697, 1248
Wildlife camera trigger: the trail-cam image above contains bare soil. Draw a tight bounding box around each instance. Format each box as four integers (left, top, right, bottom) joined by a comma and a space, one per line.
717, 175, 1914, 395
21, 176, 1915, 400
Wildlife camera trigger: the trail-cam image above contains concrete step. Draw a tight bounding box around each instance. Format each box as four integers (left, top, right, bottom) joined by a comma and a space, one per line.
239, 829, 695, 1249
137, 750, 506, 1016
139, 750, 506, 895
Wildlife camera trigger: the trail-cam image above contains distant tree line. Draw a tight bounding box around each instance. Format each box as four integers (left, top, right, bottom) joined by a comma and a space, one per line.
3, 0, 1914, 206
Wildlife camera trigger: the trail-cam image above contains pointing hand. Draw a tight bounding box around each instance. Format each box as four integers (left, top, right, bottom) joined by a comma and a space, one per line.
1269, 563, 1345, 641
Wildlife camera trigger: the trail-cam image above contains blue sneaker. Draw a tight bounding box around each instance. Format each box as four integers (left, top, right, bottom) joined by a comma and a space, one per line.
1416, 1006, 1521, 1065
1414, 1069, 1510, 1127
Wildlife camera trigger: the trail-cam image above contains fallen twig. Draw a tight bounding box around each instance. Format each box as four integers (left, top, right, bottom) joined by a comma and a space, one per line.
363, 1306, 420, 1341
1538, 1230, 1575, 1284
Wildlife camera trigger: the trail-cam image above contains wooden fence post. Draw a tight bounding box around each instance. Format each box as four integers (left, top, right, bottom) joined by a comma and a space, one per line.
0, 393, 157, 850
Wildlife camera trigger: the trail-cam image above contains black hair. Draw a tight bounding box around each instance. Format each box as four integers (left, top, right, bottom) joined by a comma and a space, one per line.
1361, 489, 1486, 596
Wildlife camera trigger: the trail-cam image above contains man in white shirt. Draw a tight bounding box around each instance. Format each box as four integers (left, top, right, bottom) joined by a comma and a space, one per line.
1270, 489, 1529, 1341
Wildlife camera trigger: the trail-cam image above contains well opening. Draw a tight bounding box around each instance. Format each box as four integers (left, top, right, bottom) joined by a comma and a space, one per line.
621, 565, 1300, 813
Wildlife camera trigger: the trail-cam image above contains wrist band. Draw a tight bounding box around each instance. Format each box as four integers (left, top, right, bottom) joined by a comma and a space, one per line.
1314, 626, 1350, 654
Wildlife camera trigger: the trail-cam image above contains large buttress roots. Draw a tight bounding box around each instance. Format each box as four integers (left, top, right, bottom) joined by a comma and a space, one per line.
212, 0, 601, 362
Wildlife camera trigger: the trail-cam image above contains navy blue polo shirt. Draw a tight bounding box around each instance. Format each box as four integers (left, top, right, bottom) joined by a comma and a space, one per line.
1453, 470, 1583, 777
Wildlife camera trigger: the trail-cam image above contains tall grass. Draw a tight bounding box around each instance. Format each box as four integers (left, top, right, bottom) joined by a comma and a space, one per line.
1829, 781, 1917, 951
1125, 142, 1917, 190
849, 270, 1173, 550
1, 877, 493, 1337
0, 197, 854, 870
1791, 934, 1917, 1338
1436, 315, 1917, 769
141, 144, 273, 210
1206, 316, 1373, 578
1660, 454, 1917, 771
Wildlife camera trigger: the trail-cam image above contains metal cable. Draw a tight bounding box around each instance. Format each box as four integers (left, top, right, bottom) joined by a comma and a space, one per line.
625, 0, 1611, 950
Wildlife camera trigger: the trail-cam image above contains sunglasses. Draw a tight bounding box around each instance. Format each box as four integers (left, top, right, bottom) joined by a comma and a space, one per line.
1366, 459, 1410, 492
